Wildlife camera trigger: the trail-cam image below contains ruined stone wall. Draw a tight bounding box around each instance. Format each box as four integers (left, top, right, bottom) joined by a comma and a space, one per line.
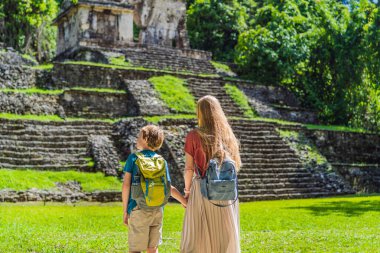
61, 90, 136, 118
305, 130, 380, 164
304, 129, 380, 193
131, 0, 189, 48
0, 92, 64, 116
239, 83, 318, 124
50, 63, 211, 89
0, 65, 37, 89
56, 1, 134, 55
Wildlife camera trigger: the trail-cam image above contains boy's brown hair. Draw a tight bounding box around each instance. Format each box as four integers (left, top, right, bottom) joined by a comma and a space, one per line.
140, 125, 164, 150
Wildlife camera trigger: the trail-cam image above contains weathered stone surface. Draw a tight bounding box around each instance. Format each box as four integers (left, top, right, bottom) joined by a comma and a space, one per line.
0, 188, 121, 202
0, 48, 37, 66
0, 92, 64, 116
0, 119, 113, 171
159, 119, 197, 190
125, 80, 170, 115
113, 118, 148, 160
130, 0, 189, 48
60, 89, 136, 118
88, 135, 120, 176
123, 46, 215, 73
239, 83, 318, 124
55, 0, 134, 56
280, 130, 353, 194
0, 64, 36, 89
305, 130, 380, 164
303, 129, 380, 193
336, 165, 380, 193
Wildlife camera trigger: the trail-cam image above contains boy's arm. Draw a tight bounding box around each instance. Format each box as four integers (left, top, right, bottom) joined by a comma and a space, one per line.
122, 172, 132, 225
171, 185, 187, 207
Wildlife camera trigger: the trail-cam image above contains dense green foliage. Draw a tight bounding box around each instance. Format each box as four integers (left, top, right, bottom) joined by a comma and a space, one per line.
1, 196, 379, 252
187, 0, 247, 61
188, 0, 380, 132
0, 169, 122, 192
149, 75, 196, 114
0, 0, 58, 61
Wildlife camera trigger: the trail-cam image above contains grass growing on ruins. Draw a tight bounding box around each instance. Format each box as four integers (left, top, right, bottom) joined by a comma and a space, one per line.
0, 195, 379, 252
0, 169, 122, 192
109, 56, 133, 67
0, 87, 64, 95
30, 64, 54, 70
210, 61, 233, 73
144, 114, 196, 124
305, 123, 369, 133
224, 83, 256, 118
0, 113, 64, 121
70, 87, 126, 94
149, 75, 196, 114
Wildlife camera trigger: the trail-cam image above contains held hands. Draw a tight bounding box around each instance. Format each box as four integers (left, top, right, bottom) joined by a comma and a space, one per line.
123, 212, 129, 226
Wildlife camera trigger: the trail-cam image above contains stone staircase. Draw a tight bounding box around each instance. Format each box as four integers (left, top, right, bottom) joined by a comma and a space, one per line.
0, 119, 112, 170
186, 78, 244, 117
158, 118, 344, 201
231, 120, 342, 201
124, 47, 216, 74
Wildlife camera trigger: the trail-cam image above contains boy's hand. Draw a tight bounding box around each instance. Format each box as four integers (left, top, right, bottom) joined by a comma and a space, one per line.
123, 212, 129, 226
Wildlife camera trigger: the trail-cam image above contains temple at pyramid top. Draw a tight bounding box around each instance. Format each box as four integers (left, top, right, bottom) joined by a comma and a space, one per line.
54, 0, 190, 57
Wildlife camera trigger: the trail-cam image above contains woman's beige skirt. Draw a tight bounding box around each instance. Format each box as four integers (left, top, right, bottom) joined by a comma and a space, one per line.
180, 177, 240, 253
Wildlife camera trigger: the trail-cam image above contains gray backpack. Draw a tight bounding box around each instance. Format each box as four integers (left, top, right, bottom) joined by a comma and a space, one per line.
199, 158, 239, 207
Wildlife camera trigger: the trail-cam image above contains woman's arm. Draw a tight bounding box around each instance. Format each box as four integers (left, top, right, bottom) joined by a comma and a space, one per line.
122, 173, 131, 225
184, 152, 195, 199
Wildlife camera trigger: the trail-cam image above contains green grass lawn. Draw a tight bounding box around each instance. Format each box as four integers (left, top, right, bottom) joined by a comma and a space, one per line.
0, 195, 379, 252
0, 169, 122, 192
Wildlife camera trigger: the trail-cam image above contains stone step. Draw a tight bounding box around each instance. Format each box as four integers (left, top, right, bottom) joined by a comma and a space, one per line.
230, 119, 276, 129
0, 150, 87, 159
0, 129, 111, 136
0, 140, 88, 148
240, 144, 287, 150
239, 137, 284, 143
240, 149, 293, 155
240, 167, 306, 173
239, 177, 316, 184
240, 153, 297, 159
241, 162, 303, 169
238, 172, 312, 179
238, 187, 327, 195
0, 163, 91, 171
241, 157, 300, 163
238, 182, 317, 190
0, 134, 89, 142
238, 191, 336, 201
0, 156, 88, 165
0, 120, 111, 128
0, 145, 87, 154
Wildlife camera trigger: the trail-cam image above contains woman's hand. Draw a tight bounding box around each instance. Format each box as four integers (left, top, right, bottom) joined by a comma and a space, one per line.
123, 212, 129, 226
181, 196, 188, 208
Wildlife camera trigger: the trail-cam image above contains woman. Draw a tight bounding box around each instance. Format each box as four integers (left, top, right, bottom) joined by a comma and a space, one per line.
180, 95, 241, 253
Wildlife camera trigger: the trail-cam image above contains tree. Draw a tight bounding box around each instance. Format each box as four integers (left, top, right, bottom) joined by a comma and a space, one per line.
187, 0, 247, 61
235, 0, 379, 131
2, 0, 58, 61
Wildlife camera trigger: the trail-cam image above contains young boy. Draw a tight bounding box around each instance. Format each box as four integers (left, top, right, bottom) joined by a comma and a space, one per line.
122, 125, 187, 253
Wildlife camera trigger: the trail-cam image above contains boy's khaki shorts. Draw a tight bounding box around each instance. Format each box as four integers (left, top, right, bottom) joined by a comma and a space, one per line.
128, 206, 163, 252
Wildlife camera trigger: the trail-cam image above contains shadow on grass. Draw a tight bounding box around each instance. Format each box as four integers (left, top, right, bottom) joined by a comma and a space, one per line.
285, 199, 380, 217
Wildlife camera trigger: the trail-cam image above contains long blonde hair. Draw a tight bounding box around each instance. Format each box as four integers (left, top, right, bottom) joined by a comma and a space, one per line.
196, 95, 241, 171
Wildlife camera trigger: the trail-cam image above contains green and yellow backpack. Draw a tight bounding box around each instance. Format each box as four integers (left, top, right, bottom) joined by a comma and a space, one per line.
131, 152, 171, 209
